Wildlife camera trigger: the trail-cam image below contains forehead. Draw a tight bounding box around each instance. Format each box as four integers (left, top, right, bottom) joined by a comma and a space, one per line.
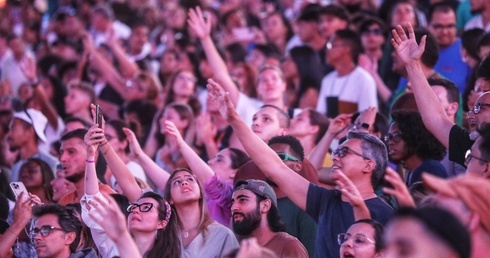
431, 10, 456, 21
217, 148, 231, 158
475, 91, 490, 103
388, 122, 400, 132
339, 138, 362, 150
347, 222, 376, 237
136, 197, 158, 206
269, 143, 291, 153
431, 86, 448, 99
232, 189, 257, 200
255, 107, 278, 117
172, 170, 193, 180
60, 137, 84, 149
35, 214, 60, 227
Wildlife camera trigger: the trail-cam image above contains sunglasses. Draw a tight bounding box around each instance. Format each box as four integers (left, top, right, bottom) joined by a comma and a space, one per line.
332, 146, 370, 160
383, 132, 403, 143
471, 102, 490, 114
127, 202, 155, 213
337, 233, 375, 246
29, 225, 66, 239
361, 28, 382, 36
277, 152, 300, 162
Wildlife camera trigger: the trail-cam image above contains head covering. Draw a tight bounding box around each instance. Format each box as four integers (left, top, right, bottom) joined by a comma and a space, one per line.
423, 174, 490, 233
12, 108, 47, 142
234, 179, 277, 207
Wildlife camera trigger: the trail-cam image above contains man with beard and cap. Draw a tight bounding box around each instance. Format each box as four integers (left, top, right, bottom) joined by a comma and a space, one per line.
57, 129, 114, 205
231, 179, 308, 258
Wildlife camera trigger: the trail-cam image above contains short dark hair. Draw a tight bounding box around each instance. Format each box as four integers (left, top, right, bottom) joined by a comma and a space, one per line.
64, 116, 91, 129
414, 28, 439, 68
268, 135, 305, 161
33, 204, 82, 253
334, 29, 363, 64
227, 148, 251, 169
260, 104, 290, 129
428, 2, 456, 23
428, 78, 460, 103
353, 219, 385, 252
297, 3, 321, 22
359, 17, 388, 38
477, 123, 490, 161
61, 128, 87, 142
462, 28, 485, 62
477, 55, 490, 80
318, 4, 349, 22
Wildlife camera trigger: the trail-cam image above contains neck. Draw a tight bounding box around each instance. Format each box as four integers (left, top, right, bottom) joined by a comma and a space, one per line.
175, 202, 202, 232
364, 49, 382, 61
271, 37, 286, 55
307, 36, 325, 51
404, 155, 423, 171
132, 230, 157, 255
250, 224, 276, 246
334, 61, 356, 76
74, 178, 85, 200
471, 230, 490, 258
19, 142, 39, 160
52, 248, 71, 258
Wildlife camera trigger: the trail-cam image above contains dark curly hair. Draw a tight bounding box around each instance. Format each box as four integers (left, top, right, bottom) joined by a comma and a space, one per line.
268, 135, 305, 161
391, 110, 446, 161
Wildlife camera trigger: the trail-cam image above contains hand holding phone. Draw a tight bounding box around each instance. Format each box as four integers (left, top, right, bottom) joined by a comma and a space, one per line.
95, 104, 103, 129
10, 182, 30, 202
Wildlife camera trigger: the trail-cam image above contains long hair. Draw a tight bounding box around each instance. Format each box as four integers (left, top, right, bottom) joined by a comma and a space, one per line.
105, 119, 130, 153
139, 191, 181, 258
155, 102, 196, 148
164, 69, 201, 115
164, 169, 213, 241
227, 148, 250, 169
21, 158, 54, 203
289, 46, 322, 108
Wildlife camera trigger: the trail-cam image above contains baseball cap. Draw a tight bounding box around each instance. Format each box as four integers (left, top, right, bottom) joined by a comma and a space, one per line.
12, 108, 47, 142
233, 179, 277, 207
423, 174, 490, 233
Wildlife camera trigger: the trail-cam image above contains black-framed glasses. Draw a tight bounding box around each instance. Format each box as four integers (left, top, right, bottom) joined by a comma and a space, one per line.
337, 233, 375, 246
127, 202, 155, 213
472, 102, 490, 114
464, 150, 489, 166
277, 152, 300, 162
383, 132, 403, 143
332, 147, 370, 160
29, 225, 66, 239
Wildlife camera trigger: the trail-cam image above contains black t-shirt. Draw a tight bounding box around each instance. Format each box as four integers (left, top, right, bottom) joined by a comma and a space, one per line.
448, 125, 474, 167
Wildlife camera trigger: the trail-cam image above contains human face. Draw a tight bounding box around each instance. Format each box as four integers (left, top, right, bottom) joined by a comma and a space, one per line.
230, 65, 249, 93
326, 38, 349, 65
20, 161, 43, 189
169, 171, 201, 204
59, 138, 86, 183
474, 78, 490, 93
129, 26, 149, 54
269, 143, 301, 172
473, 93, 490, 126
231, 189, 262, 236
208, 148, 235, 181
172, 71, 196, 98
465, 137, 489, 176
318, 15, 347, 40
339, 222, 379, 258
288, 110, 316, 137
390, 3, 416, 28
31, 214, 73, 258
160, 107, 189, 132
7, 119, 30, 149
361, 24, 385, 51
257, 68, 286, 102
104, 124, 124, 153
160, 52, 178, 75
386, 123, 409, 162
431, 86, 452, 117
470, 0, 486, 13
252, 107, 285, 142
264, 14, 287, 41
247, 49, 266, 71
297, 21, 317, 43
127, 197, 164, 233
280, 56, 297, 80
384, 217, 458, 258
64, 88, 90, 115
9, 37, 25, 59
331, 138, 370, 181
429, 11, 457, 48
50, 170, 75, 202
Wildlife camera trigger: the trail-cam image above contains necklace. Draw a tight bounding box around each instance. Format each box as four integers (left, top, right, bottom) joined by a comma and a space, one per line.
183, 231, 189, 238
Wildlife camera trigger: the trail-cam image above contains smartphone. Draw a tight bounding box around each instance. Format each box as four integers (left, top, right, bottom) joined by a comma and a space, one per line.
95, 105, 103, 128
9, 182, 29, 201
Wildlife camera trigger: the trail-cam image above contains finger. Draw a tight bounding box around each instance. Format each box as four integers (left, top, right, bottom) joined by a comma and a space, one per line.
419, 35, 427, 52
382, 186, 398, 197
407, 23, 415, 40
391, 28, 401, 44
398, 25, 408, 41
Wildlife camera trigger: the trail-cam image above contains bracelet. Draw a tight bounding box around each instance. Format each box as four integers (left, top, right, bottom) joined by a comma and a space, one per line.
86, 159, 95, 163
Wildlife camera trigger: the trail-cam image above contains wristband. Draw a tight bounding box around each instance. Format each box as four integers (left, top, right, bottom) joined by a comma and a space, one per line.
85, 159, 95, 163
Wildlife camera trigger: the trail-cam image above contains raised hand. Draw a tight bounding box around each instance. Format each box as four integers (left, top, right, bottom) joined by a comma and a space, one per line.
354, 107, 377, 132
87, 193, 128, 241
333, 169, 371, 220
123, 128, 144, 158
391, 23, 426, 65
195, 112, 216, 144
326, 113, 353, 138
12, 192, 34, 227
383, 167, 415, 207
19, 56, 37, 82
358, 54, 377, 74
163, 120, 185, 148
187, 7, 212, 40
84, 125, 105, 157
206, 79, 238, 123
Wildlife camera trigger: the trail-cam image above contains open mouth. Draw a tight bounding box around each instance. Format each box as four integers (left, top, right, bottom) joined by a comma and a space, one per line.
342, 252, 354, 258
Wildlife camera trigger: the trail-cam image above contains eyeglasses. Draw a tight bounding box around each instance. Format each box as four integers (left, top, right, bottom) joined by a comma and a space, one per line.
464, 151, 489, 166
431, 24, 456, 30
29, 225, 66, 239
472, 102, 490, 114
332, 146, 370, 160
277, 152, 300, 162
127, 202, 155, 213
338, 233, 376, 246
361, 28, 382, 36
383, 132, 403, 143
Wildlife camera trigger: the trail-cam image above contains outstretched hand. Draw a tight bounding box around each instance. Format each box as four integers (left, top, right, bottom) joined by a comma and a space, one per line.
123, 127, 144, 158
391, 23, 426, 65
87, 193, 128, 241
383, 167, 415, 207
333, 169, 371, 220
163, 120, 185, 148
206, 79, 238, 123
188, 7, 212, 40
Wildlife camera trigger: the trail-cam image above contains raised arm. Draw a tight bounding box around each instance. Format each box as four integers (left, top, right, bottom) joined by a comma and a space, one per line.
187, 7, 240, 105
123, 128, 170, 191
163, 120, 215, 184
391, 24, 454, 147
207, 79, 309, 210
84, 124, 103, 196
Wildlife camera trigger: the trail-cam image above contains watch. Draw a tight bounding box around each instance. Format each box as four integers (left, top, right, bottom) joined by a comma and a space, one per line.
353, 123, 370, 131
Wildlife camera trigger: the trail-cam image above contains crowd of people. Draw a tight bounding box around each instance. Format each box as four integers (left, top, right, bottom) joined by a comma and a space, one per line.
1, 0, 490, 257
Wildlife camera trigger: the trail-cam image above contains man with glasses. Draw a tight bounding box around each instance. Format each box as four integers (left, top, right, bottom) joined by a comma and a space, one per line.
464, 123, 490, 177
30, 204, 97, 258
8, 109, 58, 181
392, 23, 490, 170
208, 79, 394, 258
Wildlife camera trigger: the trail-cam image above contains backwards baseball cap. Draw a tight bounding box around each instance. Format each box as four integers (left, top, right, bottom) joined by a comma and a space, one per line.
233, 179, 277, 207
12, 108, 47, 142
423, 174, 490, 233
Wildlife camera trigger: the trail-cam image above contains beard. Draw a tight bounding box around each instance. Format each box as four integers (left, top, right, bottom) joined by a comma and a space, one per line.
232, 206, 261, 236
65, 170, 84, 183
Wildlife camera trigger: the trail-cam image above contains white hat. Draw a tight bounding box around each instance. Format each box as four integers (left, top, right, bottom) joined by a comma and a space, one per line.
12, 109, 47, 143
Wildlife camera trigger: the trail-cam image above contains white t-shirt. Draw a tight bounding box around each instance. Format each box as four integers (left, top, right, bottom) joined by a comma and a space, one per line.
316, 66, 378, 116
236, 93, 263, 126
464, 15, 490, 32
110, 160, 147, 189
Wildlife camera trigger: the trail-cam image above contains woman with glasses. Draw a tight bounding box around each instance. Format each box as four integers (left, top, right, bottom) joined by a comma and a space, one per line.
386, 110, 448, 187
163, 120, 250, 227
163, 168, 239, 257
81, 106, 181, 258
338, 219, 384, 258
